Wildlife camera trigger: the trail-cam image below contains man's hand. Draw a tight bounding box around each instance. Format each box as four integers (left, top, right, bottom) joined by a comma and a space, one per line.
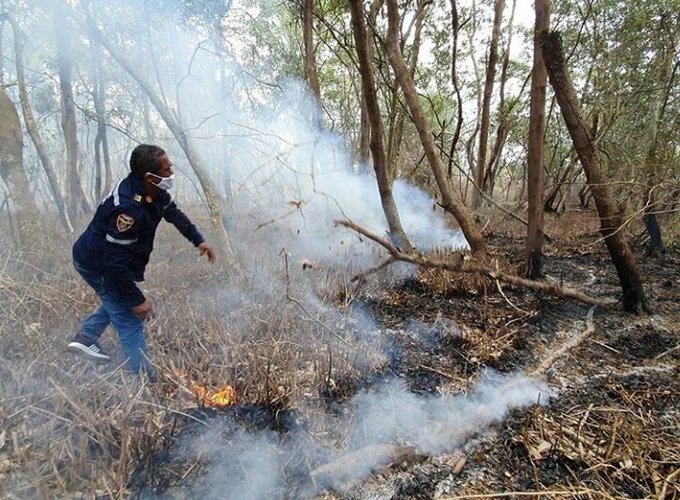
133, 299, 155, 321
198, 242, 215, 263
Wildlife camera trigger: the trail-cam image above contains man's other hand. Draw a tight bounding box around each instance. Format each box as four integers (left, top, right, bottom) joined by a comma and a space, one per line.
133, 299, 155, 321
198, 242, 215, 263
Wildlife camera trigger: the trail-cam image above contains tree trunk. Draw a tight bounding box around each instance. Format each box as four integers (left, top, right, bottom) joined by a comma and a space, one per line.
303, 0, 321, 100
525, 0, 549, 278
81, 10, 234, 263
447, 0, 464, 178
357, 95, 370, 171
484, 0, 516, 196
0, 87, 45, 247
385, 0, 486, 254
92, 44, 112, 201
54, 6, 90, 217
541, 31, 647, 313
349, 0, 413, 252
385, 0, 427, 181
2, 12, 73, 234
474, 0, 505, 207
642, 60, 677, 256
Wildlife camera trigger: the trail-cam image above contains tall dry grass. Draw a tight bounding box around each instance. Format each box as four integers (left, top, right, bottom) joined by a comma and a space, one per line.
0, 218, 388, 498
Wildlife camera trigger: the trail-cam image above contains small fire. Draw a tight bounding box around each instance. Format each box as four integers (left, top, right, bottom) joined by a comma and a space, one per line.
194, 383, 237, 407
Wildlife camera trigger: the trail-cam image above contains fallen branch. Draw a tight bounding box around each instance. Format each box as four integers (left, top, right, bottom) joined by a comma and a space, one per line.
309, 444, 418, 488
532, 306, 596, 376
337, 219, 617, 308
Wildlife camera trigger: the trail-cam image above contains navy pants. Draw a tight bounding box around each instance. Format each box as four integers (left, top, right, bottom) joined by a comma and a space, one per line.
74, 261, 153, 376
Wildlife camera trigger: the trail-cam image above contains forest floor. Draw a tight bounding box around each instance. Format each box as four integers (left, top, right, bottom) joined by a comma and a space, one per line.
1, 209, 678, 499
130, 210, 679, 499
325, 213, 680, 499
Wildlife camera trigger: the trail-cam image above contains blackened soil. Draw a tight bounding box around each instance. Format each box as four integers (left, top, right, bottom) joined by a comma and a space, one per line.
334, 229, 680, 498
129, 403, 301, 499
132, 217, 680, 499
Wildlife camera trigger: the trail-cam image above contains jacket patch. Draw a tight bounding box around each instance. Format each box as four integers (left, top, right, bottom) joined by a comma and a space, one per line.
116, 213, 135, 232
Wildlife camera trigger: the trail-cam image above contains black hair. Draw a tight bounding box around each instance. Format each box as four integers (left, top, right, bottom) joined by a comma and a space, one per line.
129, 144, 166, 179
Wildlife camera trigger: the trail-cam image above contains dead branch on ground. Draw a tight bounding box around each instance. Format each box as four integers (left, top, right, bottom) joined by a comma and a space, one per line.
337, 219, 617, 308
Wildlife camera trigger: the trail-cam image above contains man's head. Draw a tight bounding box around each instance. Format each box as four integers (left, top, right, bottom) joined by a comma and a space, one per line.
130, 144, 167, 179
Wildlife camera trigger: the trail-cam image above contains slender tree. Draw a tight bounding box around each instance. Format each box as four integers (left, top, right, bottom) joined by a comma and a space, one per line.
542, 31, 647, 313
54, 4, 90, 217
446, 0, 465, 179
349, 0, 413, 252
0, 87, 45, 246
525, 0, 549, 278
385, 0, 486, 254
91, 43, 112, 200
1, 12, 73, 234
474, 0, 504, 207
302, 0, 321, 100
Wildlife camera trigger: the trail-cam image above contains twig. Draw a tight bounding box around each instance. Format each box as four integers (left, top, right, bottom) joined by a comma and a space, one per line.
287, 294, 350, 345
655, 344, 680, 360
138, 401, 210, 427
416, 364, 461, 381
350, 257, 396, 282
441, 489, 602, 499
495, 279, 529, 315
531, 306, 596, 376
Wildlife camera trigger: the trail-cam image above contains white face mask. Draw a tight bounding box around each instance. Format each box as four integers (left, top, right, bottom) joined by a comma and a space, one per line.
147, 172, 175, 191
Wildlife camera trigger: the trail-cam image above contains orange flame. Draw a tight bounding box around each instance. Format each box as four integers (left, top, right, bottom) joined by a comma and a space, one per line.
193, 383, 237, 407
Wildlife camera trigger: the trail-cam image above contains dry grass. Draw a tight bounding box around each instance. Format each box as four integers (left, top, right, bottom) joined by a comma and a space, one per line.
0, 221, 384, 498
518, 390, 680, 498
1, 209, 678, 499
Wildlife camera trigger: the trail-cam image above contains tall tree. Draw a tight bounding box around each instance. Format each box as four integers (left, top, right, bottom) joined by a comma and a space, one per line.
91, 43, 112, 201
474, 0, 505, 207
525, 0, 549, 278
0, 87, 45, 247
447, 0, 464, 177
1, 12, 73, 234
349, 0, 413, 252
542, 31, 647, 313
385, 0, 486, 254
302, 0, 321, 100
54, 4, 90, 217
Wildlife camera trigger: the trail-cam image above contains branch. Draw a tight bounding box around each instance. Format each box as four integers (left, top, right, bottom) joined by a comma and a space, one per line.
336, 219, 617, 308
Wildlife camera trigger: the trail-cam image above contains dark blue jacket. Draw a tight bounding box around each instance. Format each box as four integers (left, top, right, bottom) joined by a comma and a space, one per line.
73, 174, 204, 306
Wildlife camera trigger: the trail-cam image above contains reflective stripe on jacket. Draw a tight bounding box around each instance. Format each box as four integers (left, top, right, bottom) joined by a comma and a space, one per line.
72, 174, 204, 306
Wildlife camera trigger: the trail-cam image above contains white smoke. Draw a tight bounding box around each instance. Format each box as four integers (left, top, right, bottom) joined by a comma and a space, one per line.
348, 370, 549, 455
168, 371, 548, 497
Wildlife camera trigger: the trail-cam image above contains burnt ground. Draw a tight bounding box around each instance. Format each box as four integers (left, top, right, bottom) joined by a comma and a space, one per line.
130, 226, 680, 499
334, 231, 680, 499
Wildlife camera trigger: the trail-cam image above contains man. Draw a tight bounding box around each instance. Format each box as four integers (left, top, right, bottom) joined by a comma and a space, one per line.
69, 144, 215, 377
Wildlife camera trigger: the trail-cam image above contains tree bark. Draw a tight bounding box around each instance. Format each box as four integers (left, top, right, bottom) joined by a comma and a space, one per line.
525, 0, 549, 278
0, 87, 45, 247
349, 0, 413, 252
541, 31, 647, 313
474, 0, 504, 207
2, 12, 73, 234
385, 0, 486, 254
447, 0, 464, 178
92, 44, 112, 200
303, 0, 321, 100
54, 6, 90, 217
